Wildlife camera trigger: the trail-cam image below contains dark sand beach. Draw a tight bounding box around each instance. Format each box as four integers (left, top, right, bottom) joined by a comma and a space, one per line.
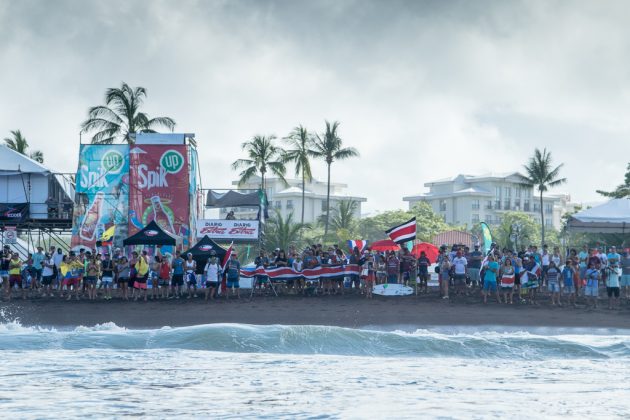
3, 293, 630, 329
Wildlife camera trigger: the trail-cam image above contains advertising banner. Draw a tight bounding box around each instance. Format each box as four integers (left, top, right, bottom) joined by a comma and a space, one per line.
71, 145, 129, 248
196, 219, 259, 241
4, 226, 17, 244
128, 145, 189, 240
0, 203, 29, 223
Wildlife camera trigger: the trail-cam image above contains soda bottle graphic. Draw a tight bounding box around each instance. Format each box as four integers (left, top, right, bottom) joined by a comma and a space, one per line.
79, 192, 104, 241
150, 195, 175, 234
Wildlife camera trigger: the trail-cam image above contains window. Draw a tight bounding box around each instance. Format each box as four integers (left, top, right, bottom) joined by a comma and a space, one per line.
533, 203, 540, 212
439, 200, 447, 212
321, 200, 327, 212
504, 187, 511, 197
495, 199, 501, 210
514, 198, 521, 209
515, 187, 521, 198
524, 199, 530, 212
545, 203, 553, 214
471, 199, 480, 210
504, 198, 511, 210
286, 200, 294, 210
275, 201, 282, 209
495, 187, 501, 199
545, 219, 552, 227
486, 201, 493, 210
471, 214, 480, 224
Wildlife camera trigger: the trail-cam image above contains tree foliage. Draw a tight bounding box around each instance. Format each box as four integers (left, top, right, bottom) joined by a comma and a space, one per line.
264, 210, 308, 251
3, 130, 44, 163
518, 148, 566, 246
597, 163, 630, 198
81, 82, 176, 144
283, 125, 316, 225
232, 135, 287, 191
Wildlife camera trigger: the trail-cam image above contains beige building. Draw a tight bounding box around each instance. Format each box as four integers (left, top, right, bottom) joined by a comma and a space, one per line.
403, 172, 575, 229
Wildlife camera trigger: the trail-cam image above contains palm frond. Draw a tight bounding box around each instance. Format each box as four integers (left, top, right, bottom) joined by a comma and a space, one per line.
29, 150, 44, 163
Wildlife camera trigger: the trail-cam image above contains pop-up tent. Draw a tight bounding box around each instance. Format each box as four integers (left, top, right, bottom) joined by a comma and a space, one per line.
123, 220, 181, 246
566, 199, 630, 233
182, 235, 228, 273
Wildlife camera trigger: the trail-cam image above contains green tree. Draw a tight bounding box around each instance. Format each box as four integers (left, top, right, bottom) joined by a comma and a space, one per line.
232, 135, 287, 191
597, 163, 630, 198
283, 125, 316, 225
264, 210, 307, 251
311, 121, 359, 240
3, 130, 44, 163
518, 148, 567, 247
318, 199, 359, 243
494, 212, 542, 251
81, 82, 176, 144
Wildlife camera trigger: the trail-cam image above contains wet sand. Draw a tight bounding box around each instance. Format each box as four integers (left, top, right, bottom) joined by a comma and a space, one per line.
2, 292, 630, 329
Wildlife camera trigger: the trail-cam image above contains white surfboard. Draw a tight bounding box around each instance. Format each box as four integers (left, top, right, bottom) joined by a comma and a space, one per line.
372, 283, 414, 296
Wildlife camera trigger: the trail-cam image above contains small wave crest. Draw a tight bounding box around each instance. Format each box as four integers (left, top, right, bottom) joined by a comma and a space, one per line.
1, 322, 629, 359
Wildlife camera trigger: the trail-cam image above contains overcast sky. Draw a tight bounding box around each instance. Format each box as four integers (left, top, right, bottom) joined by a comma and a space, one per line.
1, 0, 629, 214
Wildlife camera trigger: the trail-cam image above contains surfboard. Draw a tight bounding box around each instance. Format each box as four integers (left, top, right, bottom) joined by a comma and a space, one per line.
372, 283, 414, 296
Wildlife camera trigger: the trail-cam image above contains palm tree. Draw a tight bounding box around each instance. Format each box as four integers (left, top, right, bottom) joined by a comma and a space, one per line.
518, 148, 567, 246
81, 82, 176, 144
232, 135, 287, 192
265, 210, 307, 251
318, 200, 358, 231
311, 121, 359, 240
3, 130, 44, 163
283, 125, 316, 225
597, 163, 630, 198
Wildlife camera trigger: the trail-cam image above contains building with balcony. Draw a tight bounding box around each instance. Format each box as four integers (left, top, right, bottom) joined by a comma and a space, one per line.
402, 172, 575, 229
221, 176, 366, 223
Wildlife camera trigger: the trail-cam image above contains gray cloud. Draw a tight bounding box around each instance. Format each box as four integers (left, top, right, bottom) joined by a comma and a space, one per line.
1, 0, 630, 213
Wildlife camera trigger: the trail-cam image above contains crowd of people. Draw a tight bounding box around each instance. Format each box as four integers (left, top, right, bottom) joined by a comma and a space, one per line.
1, 242, 630, 310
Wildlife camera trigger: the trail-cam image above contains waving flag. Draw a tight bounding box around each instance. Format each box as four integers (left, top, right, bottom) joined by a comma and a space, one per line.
480, 222, 493, 255
347, 240, 368, 252
385, 217, 416, 244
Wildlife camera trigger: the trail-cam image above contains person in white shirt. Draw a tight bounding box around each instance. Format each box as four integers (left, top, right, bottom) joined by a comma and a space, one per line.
203, 256, 221, 301
452, 250, 468, 296
41, 253, 56, 297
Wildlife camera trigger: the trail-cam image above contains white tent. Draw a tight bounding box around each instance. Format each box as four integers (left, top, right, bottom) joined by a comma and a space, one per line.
567, 199, 630, 233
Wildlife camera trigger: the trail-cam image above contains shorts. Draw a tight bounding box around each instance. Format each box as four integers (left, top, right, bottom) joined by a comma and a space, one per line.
118, 277, 129, 285
454, 274, 466, 286
467, 268, 481, 282
62, 277, 79, 287
548, 282, 560, 293
205, 281, 219, 289
402, 271, 412, 281
483, 281, 497, 292
563, 285, 576, 294
607, 287, 620, 298
172, 274, 184, 286
0, 270, 8, 278
387, 274, 398, 284
500, 286, 514, 292
584, 284, 598, 297
85, 276, 98, 286
101, 276, 113, 285
150, 271, 158, 280
620, 275, 630, 287
133, 281, 147, 289
227, 278, 239, 288
9, 274, 22, 288
42, 275, 55, 285
186, 272, 197, 286
159, 278, 170, 287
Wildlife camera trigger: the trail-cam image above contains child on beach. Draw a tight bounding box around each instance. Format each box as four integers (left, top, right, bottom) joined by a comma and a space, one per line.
546, 261, 561, 306
499, 258, 515, 304
562, 261, 577, 307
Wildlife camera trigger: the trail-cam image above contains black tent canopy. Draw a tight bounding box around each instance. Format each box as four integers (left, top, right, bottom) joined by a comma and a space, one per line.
123, 220, 180, 246
182, 235, 228, 274
206, 190, 262, 207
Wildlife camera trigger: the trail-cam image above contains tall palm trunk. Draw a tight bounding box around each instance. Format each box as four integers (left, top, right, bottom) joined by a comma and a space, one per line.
539, 191, 545, 246
301, 167, 306, 226
324, 163, 331, 239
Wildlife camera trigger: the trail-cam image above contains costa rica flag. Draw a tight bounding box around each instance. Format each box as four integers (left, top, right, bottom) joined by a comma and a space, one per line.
385, 217, 416, 244
347, 240, 368, 252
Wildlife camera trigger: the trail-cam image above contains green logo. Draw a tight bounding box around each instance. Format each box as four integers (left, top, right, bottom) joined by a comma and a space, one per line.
101, 150, 124, 174
160, 150, 185, 174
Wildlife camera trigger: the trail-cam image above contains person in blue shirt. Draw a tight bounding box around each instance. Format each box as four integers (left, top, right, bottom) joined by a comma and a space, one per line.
606, 246, 620, 268
171, 251, 185, 299
482, 255, 500, 304
562, 260, 577, 307
225, 253, 241, 299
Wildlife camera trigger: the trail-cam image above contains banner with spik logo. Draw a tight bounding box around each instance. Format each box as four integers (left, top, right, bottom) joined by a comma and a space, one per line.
71, 145, 129, 248
128, 145, 189, 241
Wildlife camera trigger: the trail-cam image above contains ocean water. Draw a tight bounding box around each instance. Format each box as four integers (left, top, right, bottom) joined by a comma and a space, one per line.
0, 321, 629, 419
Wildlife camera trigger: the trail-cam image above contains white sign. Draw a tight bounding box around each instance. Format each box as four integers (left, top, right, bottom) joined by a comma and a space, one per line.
196, 219, 259, 240
5, 226, 17, 244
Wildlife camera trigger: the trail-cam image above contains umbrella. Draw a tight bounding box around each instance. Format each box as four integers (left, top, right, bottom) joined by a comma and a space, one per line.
370, 239, 400, 252
411, 242, 439, 263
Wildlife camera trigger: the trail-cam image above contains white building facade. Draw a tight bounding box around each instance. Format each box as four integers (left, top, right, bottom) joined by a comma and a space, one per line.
221, 176, 366, 223
403, 173, 574, 229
